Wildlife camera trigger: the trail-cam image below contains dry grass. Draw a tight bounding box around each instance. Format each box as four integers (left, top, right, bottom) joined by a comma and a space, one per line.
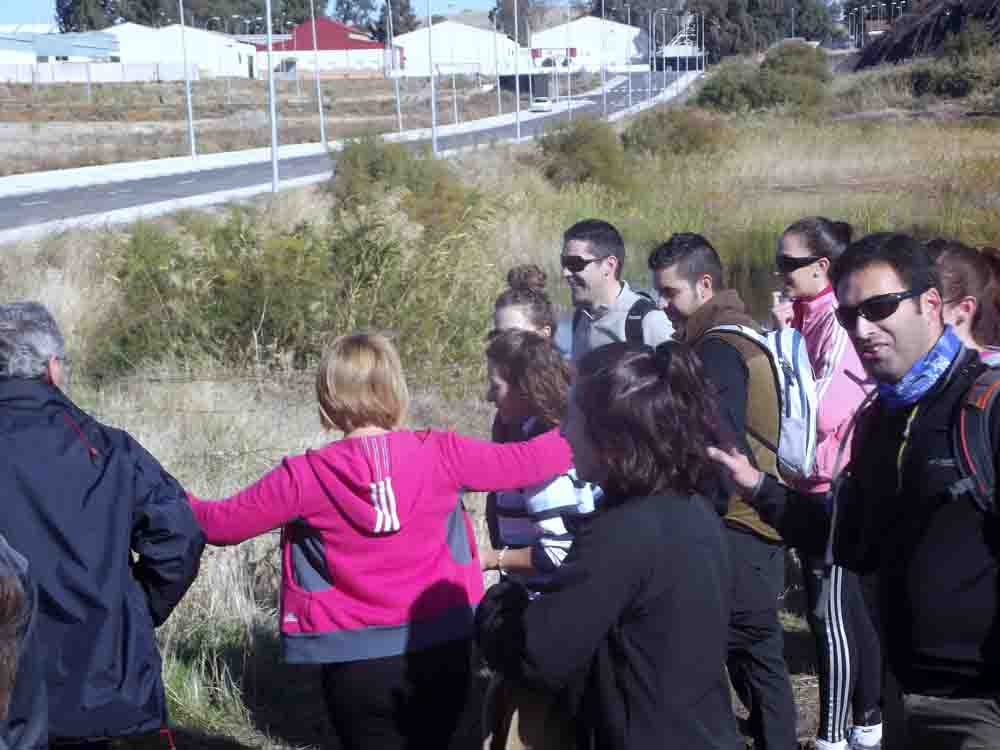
3, 103, 999, 748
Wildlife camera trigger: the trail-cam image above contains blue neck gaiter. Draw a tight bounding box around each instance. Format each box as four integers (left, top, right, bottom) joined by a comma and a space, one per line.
877, 326, 964, 412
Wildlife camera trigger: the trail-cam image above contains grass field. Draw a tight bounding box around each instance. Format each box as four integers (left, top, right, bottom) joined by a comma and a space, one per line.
2, 53, 999, 747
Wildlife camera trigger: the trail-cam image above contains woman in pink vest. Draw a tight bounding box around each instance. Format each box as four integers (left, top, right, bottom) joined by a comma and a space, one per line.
189, 333, 572, 750
772, 217, 882, 750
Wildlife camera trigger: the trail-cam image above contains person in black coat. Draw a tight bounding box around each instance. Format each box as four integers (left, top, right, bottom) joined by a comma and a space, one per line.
477, 341, 743, 750
0, 302, 205, 747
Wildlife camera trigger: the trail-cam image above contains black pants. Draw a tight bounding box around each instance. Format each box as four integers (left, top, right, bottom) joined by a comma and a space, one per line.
726, 528, 798, 750
321, 638, 478, 750
804, 557, 882, 742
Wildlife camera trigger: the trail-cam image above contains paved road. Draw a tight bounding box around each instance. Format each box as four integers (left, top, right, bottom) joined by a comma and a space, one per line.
0, 72, 678, 232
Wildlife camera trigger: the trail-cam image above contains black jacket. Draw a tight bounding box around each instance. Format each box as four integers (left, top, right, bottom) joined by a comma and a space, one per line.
477, 492, 741, 750
0, 379, 204, 739
754, 350, 1000, 696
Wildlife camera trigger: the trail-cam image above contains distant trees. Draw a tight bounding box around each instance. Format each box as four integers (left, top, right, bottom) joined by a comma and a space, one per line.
372, 0, 418, 42
332, 0, 377, 27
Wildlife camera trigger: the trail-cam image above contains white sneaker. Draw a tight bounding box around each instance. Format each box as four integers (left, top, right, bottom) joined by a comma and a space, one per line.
848, 722, 883, 749
815, 740, 847, 750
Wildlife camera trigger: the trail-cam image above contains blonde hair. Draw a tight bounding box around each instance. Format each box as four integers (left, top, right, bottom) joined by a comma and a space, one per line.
316, 333, 409, 433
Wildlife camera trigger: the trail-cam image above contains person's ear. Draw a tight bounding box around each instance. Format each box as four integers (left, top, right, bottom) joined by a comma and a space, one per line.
922, 287, 943, 320
698, 274, 714, 299
540, 324, 553, 339
957, 296, 977, 323
604, 255, 619, 279
817, 257, 831, 277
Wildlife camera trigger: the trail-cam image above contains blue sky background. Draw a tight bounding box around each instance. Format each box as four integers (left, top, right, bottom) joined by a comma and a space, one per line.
2, 0, 495, 25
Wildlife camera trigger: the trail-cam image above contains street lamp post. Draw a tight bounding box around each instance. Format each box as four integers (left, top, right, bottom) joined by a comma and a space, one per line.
514, 0, 521, 139
264, 0, 280, 192
492, 9, 502, 115
428, 0, 438, 154
600, 0, 607, 117
566, 0, 573, 120
624, 3, 631, 108
647, 9, 653, 101
385, 0, 403, 132
308, 0, 327, 149
178, 0, 196, 159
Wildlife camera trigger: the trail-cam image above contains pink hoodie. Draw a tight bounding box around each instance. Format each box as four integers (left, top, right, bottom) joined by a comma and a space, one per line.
190, 428, 572, 664
792, 287, 874, 494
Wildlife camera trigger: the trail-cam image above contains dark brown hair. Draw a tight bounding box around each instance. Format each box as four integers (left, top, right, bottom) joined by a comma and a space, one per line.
486, 329, 571, 429
493, 264, 558, 337
0, 574, 26, 721
573, 341, 726, 499
930, 239, 1000, 347
781, 217, 853, 261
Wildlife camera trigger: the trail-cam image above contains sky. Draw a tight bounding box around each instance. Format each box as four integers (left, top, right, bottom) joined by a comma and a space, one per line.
1, 0, 496, 25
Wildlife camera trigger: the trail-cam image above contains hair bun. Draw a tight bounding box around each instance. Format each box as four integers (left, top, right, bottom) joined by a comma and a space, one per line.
832, 221, 853, 246
507, 264, 547, 293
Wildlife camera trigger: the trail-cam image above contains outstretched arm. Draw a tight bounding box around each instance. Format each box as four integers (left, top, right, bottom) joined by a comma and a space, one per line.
439, 429, 573, 494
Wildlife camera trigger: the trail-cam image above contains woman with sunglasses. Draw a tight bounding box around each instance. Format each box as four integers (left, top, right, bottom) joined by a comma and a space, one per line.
928, 240, 1000, 362
773, 217, 883, 750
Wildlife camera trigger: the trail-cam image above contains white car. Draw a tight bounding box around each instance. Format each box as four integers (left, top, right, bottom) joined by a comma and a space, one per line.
529, 97, 553, 112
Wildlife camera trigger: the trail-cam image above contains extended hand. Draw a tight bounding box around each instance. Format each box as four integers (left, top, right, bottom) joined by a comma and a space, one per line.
707, 446, 763, 497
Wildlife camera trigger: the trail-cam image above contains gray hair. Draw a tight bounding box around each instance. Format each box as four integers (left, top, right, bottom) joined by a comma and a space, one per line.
0, 302, 66, 380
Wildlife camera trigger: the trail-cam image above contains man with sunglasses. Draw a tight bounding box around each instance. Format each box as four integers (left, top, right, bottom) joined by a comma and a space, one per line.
711, 233, 1000, 750
560, 219, 674, 360
649, 232, 798, 750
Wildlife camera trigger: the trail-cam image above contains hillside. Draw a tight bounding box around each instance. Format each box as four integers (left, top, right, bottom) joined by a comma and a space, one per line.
856, 0, 1000, 67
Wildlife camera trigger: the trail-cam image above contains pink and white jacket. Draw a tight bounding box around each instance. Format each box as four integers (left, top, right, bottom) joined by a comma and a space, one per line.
792, 287, 874, 494
190, 428, 572, 664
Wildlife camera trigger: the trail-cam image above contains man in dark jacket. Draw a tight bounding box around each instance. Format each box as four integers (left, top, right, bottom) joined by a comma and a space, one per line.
649, 234, 798, 750
0, 302, 205, 746
711, 233, 1000, 749
0, 535, 45, 750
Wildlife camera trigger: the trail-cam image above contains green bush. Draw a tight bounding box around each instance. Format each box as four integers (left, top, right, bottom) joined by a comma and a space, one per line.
761, 42, 832, 84
911, 61, 984, 99
942, 20, 995, 64
537, 118, 633, 192
696, 59, 828, 112
621, 107, 735, 156
332, 136, 481, 240
91, 200, 502, 386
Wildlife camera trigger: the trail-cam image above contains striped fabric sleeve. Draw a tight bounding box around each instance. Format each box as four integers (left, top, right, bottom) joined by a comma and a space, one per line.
812, 309, 851, 403
524, 474, 592, 574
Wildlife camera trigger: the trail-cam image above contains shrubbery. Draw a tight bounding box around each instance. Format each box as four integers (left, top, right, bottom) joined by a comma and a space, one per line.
333, 136, 482, 239
91, 199, 501, 383
696, 43, 830, 112
622, 107, 735, 156
537, 118, 633, 193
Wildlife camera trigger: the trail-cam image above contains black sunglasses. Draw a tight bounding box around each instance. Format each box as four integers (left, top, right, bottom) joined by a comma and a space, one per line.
835, 287, 929, 330
775, 254, 821, 274
560, 255, 604, 273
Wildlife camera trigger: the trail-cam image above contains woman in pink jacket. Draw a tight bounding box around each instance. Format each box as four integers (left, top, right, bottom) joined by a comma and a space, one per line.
773, 218, 882, 750
189, 333, 572, 750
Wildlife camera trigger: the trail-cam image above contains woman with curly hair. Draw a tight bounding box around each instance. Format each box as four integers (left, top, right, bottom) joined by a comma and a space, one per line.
477, 342, 742, 750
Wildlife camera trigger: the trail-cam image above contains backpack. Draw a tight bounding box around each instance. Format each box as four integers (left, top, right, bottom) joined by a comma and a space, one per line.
707, 324, 819, 482
571, 292, 658, 348
951, 361, 1000, 514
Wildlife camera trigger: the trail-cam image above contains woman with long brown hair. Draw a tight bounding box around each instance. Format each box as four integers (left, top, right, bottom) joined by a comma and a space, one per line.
477, 342, 742, 750
929, 239, 1000, 358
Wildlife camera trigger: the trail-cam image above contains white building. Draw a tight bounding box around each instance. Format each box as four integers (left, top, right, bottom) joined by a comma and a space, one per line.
531, 16, 648, 71
393, 21, 521, 77
105, 22, 256, 78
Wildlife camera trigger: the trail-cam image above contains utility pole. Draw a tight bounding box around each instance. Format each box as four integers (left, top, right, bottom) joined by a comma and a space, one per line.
600, 0, 607, 117
493, 9, 501, 115
566, 0, 573, 120
625, 2, 631, 108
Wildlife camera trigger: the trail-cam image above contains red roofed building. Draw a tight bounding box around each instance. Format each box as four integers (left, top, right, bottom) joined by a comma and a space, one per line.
255, 17, 401, 75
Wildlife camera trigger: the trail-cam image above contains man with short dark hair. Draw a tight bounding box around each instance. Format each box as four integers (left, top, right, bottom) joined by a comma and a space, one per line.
0, 302, 204, 748
561, 219, 673, 359
713, 233, 1000, 749
649, 233, 798, 750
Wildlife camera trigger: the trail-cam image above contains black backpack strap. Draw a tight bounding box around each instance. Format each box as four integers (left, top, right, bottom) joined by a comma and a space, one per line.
624, 294, 657, 346
951, 365, 1000, 514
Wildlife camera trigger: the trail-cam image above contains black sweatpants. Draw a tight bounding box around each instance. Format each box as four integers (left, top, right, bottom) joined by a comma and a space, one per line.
726, 527, 799, 750
804, 557, 882, 743
321, 638, 479, 750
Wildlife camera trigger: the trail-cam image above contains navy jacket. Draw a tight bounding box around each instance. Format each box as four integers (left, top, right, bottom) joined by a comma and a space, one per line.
0, 378, 204, 739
